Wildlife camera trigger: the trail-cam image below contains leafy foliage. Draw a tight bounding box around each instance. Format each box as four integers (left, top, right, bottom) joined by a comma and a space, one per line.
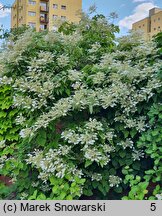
0, 13, 162, 200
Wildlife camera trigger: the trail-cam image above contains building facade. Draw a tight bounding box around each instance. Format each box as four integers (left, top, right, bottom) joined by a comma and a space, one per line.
11, 0, 82, 31
132, 8, 162, 40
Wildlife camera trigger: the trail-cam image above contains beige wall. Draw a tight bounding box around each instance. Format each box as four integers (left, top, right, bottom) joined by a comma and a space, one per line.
132, 18, 150, 40
11, 0, 82, 32
150, 11, 162, 38
11, 0, 27, 28
49, 0, 82, 30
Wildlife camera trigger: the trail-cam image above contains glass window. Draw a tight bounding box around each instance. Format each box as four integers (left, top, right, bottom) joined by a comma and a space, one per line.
53, 15, 58, 19
28, 11, 36, 16
61, 5, 66, 10
40, 24, 45, 30
40, 25, 47, 30
61, 16, 66, 20
40, 2, 46, 7
53, 4, 58, 9
28, 22, 36, 28
28, 0, 36, 5
40, 13, 45, 18
40, 2, 47, 11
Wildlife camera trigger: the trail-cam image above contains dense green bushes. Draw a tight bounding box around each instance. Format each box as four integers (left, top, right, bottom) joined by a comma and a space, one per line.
0, 14, 161, 200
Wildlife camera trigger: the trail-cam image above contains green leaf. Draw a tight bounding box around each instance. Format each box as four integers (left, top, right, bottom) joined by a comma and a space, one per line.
109, 168, 116, 175
36, 130, 46, 146
66, 195, 73, 200
52, 186, 59, 195
59, 191, 66, 200
130, 129, 137, 138
114, 186, 123, 193
28, 190, 38, 200
119, 150, 126, 158
37, 193, 46, 200
85, 160, 93, 168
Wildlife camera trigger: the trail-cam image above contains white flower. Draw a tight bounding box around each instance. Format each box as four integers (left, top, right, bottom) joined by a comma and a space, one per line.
57, 54, 69, 67
132, 149, 145, 161
118, 139, 134, 149
156, 194, 162, 200
0, 140, 6, 148
109, 175, 122, 187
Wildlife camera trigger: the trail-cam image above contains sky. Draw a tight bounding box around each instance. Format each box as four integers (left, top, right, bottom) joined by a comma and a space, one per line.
0, 0, 162, 37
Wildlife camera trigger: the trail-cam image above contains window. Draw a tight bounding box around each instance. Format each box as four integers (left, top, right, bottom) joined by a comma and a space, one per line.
143, 24, 145, 27
61, 5, 66, 10
28, 0, 36, 5
40, 2, 47, 11
40, 24, 47, 30
53, 4, 58, 9
28, 11, 36, 16
40, 13, 45, 18
154, 27, 156, 31
139, 26, 141, 28
40, 24, 45, 30
158, 17, 160, 21
28, 22, 36, 28
154, 19, 156, 22
53, 15, 58, 20
61, 16, 66, 20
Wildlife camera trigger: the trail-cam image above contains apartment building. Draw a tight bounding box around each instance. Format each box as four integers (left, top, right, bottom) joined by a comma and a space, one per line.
11, 0, 82, 31
132, 8, 162, 40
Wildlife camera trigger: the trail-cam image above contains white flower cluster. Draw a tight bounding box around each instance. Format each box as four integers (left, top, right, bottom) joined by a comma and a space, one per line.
57, 54, 69, 67
84, 147, 110, 166
115, 115, 147, 132
88, 43, 101, 54
0, 76, 13, 85
132, 149, 145, 161
0, 155, 7, 169
26, 146, 83, 182
109, 175, 122, 187
31, 181, 39, 188
118, 138, 134, 150
28, 51, 55, 71
15, 113, 26, 125
20, 192, 28, 200
61, 118, 115, 167
3, 30, 34, 64
85, 118, 104, 132
91, 173, 102, 181
68, 69, 83, 82
19, 128, 33, 138
90, 72, 106, 85
13, 71, 55, 111
0, 140, 6, 148
156, 193, 162, 200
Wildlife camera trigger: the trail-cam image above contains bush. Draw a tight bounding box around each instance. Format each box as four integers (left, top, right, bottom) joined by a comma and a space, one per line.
0, 14, 161, 200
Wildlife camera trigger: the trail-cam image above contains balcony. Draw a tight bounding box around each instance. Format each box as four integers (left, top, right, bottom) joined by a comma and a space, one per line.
40, 17, 48, 23
39, 25, 48, 31
40, 6, 48, 12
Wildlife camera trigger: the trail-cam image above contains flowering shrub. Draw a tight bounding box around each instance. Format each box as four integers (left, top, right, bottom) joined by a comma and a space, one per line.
0, 13, 161, 200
